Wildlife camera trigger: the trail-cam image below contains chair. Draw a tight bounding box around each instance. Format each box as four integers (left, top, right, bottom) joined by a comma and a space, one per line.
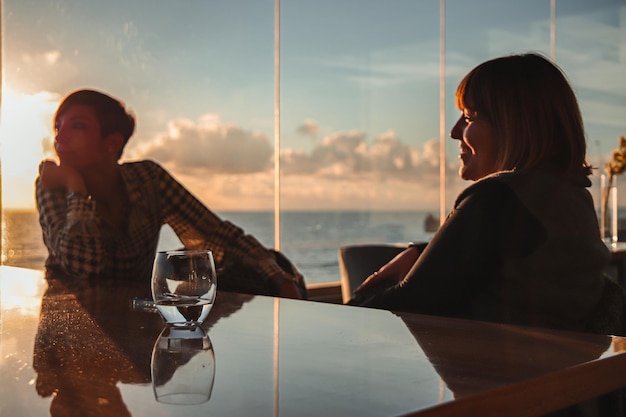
338, 243, 407, 303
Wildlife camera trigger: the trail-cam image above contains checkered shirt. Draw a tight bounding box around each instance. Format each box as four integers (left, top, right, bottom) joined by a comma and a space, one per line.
36, 160, 284, 285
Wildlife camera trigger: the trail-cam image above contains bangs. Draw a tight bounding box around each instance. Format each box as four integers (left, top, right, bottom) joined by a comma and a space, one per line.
455, 75, 471, 110
455, 71, 483, 114
455, 65, 498, 123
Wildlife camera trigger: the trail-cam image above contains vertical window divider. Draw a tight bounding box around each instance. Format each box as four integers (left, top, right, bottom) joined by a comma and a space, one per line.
274, 0, 281, 251
439, 0, 447, 225
551, 0, 556, 60
0, 0, 4, 263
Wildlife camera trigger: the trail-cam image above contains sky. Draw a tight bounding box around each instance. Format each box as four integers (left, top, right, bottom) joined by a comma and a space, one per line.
1, 0, 625, 211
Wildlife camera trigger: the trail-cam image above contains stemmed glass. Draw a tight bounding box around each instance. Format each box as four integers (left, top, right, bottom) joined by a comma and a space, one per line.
151, 250, 217, 328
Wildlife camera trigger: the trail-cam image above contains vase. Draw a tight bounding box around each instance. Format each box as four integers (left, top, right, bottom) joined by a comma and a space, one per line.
600, 174, 619, 244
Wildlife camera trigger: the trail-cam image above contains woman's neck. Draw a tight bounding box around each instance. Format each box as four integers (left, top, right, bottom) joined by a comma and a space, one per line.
83, 163, 129, 230
82, 163, 122, 201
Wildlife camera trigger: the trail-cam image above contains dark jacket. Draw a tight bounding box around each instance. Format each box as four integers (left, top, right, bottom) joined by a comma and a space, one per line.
361, 168, 623, 333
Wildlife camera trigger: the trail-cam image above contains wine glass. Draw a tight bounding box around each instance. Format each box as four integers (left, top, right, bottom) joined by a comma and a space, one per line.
151, 250, 217, 327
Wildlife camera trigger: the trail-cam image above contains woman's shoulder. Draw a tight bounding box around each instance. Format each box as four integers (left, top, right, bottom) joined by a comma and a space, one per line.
120, 159, 169, 177
454, 172, 517, 206
487, 167, 590, 189
457, 168, 581, 198
455, 168, 592, 214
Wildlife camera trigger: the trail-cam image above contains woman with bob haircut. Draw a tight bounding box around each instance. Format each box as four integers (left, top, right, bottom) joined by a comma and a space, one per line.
352, 53, 623, 334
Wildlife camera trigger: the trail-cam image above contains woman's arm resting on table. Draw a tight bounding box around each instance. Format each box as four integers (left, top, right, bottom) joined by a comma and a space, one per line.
354, 244, 425, 295
360, 179, 519, 316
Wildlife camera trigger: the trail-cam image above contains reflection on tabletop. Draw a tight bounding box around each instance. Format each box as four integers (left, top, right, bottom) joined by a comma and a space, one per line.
401, 313, 613, 399
151, 325, 216, 405
0, 265, 624, 417
32, 269, 251, 417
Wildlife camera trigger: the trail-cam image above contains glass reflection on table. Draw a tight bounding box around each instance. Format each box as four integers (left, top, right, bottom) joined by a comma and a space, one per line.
151, 324, 215, 405
32, 270, 250, 417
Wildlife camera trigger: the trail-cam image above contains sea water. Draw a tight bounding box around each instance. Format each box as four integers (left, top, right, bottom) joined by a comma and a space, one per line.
2, 210, 436, 284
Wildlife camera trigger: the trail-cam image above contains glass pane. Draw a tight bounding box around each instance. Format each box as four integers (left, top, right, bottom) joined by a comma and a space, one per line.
1, 1, 275, 268
280, 0, 441, 285
4, 1, 624, 290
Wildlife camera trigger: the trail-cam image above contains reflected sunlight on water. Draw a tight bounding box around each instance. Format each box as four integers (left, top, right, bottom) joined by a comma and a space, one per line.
1, 210, 47, 269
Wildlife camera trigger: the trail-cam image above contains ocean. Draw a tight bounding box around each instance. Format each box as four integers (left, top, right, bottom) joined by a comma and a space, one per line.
1, 210, 436, 285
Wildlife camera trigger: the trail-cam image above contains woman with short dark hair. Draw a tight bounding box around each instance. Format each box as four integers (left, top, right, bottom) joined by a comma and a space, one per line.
36, 89, 305, 298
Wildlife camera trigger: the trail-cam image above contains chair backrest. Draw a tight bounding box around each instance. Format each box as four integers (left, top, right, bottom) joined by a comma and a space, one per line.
338, 244, 407, 303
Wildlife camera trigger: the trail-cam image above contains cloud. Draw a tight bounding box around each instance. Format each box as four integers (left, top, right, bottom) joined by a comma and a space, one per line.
171, 170, 275, 210
44, 50, 61, 65
278, 174, 440, 211
135, 114, 273, 174
136, 114, 459, 184
12, 51, 79, 90
130, 115, 465, 211
280, 128, 451, 186
296, 119, 320, 137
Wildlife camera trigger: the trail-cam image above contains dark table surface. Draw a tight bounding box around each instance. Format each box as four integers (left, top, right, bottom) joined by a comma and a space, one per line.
2, 265, 626, 417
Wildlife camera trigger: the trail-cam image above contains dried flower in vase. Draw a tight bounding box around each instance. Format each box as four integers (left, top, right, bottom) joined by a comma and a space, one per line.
607, 136, 626, 178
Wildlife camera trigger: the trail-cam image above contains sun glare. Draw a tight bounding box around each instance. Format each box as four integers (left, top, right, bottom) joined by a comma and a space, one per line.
0, 87, 60, 208
0, 87, 59, 174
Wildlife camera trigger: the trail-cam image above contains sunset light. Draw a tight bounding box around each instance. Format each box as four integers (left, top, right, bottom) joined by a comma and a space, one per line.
0, 0, 624, 286
0, 88, 59, 209
0, 266, 45, 314
2, 3, 626, 415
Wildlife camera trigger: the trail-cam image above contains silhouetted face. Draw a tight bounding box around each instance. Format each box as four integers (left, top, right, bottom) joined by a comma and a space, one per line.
450, 109, 499, 181
54, 105, 108, 171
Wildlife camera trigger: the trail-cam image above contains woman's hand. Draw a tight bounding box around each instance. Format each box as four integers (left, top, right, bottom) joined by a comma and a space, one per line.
273, 270, 303, 299
39, 160, 87, 194
278, 280, 303, 299
354, 246, 422, 295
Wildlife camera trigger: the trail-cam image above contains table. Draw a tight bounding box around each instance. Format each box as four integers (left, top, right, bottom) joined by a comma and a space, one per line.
1, 265, 626, 417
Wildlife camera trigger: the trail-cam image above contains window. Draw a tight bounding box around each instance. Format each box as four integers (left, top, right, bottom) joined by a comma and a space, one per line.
2, 0, 626, 286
